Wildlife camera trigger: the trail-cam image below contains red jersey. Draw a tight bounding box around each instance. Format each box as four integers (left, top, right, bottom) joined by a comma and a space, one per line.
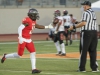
22, 17, 36, 39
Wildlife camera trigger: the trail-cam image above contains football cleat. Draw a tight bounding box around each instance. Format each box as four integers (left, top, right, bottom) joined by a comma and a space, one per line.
1, 54, 6, 63
32, 69, 41, 74
92, 68, 99, 72
56, 51, 62, 55
60, 53, 66, 56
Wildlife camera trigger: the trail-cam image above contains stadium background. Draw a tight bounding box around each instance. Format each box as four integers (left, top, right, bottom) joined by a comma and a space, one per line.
0, 0, 100, 41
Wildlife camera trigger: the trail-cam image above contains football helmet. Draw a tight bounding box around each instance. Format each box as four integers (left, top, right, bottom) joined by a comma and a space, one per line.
69, 14, 73, 17
54, 10, 61, 17
28, 8, 39, 20
63, 10, 68, 16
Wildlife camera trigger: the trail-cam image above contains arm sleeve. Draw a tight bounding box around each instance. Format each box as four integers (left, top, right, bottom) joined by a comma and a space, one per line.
18, 24, 25, 37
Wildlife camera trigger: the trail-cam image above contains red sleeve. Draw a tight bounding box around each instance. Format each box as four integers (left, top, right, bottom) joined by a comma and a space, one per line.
22, 17, 29, 24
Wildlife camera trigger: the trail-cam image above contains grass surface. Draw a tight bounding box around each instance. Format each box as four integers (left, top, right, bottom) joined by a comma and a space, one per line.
0, 40, 100, 75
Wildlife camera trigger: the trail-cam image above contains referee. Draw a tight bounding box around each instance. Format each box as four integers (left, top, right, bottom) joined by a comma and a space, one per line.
68, 1, 99, 72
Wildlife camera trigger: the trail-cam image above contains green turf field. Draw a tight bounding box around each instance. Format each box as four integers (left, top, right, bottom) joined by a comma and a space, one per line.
0, 40, 100, 75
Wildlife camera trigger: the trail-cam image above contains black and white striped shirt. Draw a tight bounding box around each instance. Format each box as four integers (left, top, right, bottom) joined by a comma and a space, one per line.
81, 8, 97, 30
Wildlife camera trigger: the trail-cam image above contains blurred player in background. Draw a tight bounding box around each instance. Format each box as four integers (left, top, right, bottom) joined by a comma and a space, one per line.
63, 10, 72, 46
69, 14, 78, 41
52, 10, 66, 56
1, 8, 53, 74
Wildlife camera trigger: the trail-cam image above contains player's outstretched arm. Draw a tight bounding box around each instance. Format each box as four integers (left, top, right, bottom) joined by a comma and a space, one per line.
35, 24, 45, 29
68, 21, 86, 30
35, 23, 53, 29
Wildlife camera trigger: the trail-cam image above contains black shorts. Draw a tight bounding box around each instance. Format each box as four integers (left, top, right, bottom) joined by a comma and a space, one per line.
48, 31, 54, 39
53, 31, 65, 44
64, 26, 70, 29
64, 26, 70, 37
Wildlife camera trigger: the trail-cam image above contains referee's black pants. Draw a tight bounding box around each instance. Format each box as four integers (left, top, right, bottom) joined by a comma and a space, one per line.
79, 30, 98, 71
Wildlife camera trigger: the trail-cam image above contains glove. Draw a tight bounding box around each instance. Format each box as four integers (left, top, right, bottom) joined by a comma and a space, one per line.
18, 36, 24, 44
45, 23, 53, 29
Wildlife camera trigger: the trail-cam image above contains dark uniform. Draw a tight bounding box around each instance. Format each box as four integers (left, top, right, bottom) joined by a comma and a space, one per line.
79, 1, 99, 71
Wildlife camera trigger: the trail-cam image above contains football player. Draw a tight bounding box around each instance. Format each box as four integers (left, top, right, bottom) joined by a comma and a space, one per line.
1, 8, 53, 74
53, 10, 66, 56
69, 14, 77, 40
63, 10, 72, 46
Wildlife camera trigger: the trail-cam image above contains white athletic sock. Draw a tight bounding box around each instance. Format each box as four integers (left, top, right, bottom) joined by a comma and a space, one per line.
5, 53, 20, 58
30, 52, 36, 70
54, 41, 61, 52
61, 43, 66, 54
